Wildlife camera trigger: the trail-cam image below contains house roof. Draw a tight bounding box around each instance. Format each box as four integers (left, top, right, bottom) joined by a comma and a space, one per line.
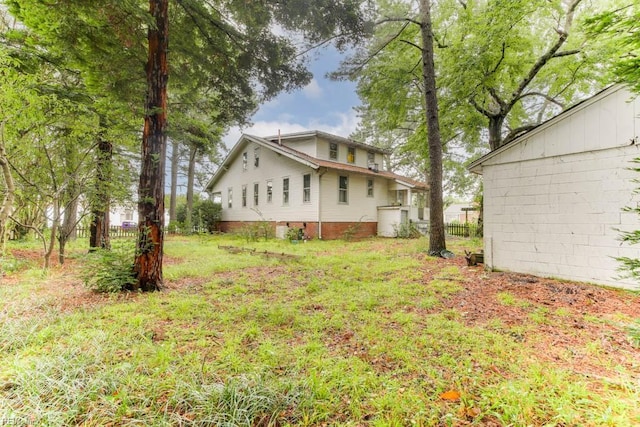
206, 131, 428, 191
468, 84, 624, 174
263, 130, 392, 155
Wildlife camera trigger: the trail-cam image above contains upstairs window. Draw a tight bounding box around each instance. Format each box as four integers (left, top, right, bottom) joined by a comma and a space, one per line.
267, 180, 273, 203
212, 192, 222, 204
347, 147, 355, 164
283, 177, 290, 205
254, 147, 260, 167
338, 175, 348, 204
227, 187, 233, 208
242, 185, 247, 207
303, 174, 311, 203
367, 151, 375, 165
329, 142, 338, 160
242, 152, 248, 171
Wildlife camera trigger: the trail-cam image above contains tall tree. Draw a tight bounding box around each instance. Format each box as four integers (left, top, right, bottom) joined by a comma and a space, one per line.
133, 0, 169, 291
418, 0, 445, 252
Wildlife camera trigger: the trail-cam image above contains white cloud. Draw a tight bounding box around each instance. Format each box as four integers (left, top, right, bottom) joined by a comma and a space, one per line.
302, 78, 323, 100
221, 110, 360, 150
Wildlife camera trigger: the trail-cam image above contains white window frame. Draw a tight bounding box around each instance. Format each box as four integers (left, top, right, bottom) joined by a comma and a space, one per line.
338, 175, 348, 204
253, 182, 259, 206
329, 142, 338, 160
282, 177, 290, 206
303, 173, 311, 203
242, 185, 247, 207
266, 180, 273, 203
366, 179, 374, 197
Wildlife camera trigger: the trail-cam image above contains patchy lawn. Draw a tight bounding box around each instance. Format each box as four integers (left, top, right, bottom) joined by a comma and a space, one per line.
0, 235, 639, 426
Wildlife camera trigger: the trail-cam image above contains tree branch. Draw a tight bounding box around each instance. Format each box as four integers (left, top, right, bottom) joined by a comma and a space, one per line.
518, 91, 566, 109
399, 39, 423, 52
507, 0, 583, 109
502, 124, 540, 145
552, 49, 581, 58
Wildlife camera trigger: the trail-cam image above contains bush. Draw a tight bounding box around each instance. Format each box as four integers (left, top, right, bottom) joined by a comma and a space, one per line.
238, 221, 274, 242
394, 222, 421, 239
176, 199, 222, 234
80, 242, 136, 293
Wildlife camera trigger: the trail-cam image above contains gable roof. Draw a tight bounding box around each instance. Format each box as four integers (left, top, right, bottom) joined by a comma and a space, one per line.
206, 132, 428, 191
468, 84, 624, 174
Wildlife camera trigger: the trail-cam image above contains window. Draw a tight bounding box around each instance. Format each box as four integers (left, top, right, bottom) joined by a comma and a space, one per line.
338, 175, 348, 204
124, 210, 133, 221
254, 147, 260, 167
212, 192, 222, 204
367, 179, 374, 197
242, 185, 247, 207
266, 180, 273, 203
329, 142, 338, 160
227, 188, 233, 208
367, 151, 375, 165
347, 147, 355, 164
282, 177, 289, 205
303, 173, 311, 203
254, 182, 259, 206
242, 152, 248, 171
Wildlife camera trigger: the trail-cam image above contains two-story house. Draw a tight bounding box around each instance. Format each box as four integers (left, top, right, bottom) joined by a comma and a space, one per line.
206, 131, 429, 239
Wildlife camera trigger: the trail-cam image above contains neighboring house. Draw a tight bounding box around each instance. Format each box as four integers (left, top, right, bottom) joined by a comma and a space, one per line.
469, 85, 640, 290
110, 205, 138, 227
444, 202, 480, 224
206, 131, 429, 239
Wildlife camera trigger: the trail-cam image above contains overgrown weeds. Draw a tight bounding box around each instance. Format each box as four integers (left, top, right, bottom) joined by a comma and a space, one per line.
1, 235, 639, 425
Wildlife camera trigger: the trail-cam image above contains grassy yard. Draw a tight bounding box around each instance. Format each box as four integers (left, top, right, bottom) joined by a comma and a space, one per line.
1, 235, 639, 426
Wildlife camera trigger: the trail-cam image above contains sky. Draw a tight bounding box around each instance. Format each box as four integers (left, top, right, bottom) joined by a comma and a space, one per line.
221, 48, 362, 149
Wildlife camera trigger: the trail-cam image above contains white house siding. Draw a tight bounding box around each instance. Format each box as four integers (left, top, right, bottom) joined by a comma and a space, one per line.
282, 138, 318, 158
319, 170, 388, 223
215, 141, 319, 223
481, 86, 640, 290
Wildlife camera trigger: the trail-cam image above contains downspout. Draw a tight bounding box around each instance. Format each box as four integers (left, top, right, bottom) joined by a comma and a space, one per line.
317, 168, 328, 239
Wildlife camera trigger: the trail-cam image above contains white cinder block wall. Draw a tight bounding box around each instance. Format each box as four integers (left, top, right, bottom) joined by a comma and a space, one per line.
480, 86, 640, 290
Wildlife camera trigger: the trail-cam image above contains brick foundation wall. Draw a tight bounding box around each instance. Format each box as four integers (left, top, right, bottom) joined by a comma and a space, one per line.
217, 221, 377, 240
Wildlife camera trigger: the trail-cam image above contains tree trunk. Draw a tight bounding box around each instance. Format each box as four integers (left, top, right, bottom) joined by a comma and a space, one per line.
419, 0, 446, 254
169, 139, 179, 223
59, 195, 78, 265
488, 115, 505, 151
0, 139, 15, 256
89, 131, 113, 251
185, 144, 197, 233
44, 197, 59, 270
133, 0, 169, 292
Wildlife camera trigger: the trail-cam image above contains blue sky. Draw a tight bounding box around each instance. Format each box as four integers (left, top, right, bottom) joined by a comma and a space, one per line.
222, 48, 361, 148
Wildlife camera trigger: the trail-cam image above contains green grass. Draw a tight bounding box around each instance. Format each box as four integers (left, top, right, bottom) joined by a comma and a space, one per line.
0, 235, 638, 425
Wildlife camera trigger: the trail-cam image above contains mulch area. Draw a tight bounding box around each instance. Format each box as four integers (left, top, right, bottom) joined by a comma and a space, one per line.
423, 256, 640, 382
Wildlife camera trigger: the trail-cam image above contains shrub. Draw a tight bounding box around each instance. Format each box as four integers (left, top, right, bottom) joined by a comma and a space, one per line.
176, 199, 222, 234
394, 222, 421, 239
80, 242, 136, 293
238, 221, 274, 242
